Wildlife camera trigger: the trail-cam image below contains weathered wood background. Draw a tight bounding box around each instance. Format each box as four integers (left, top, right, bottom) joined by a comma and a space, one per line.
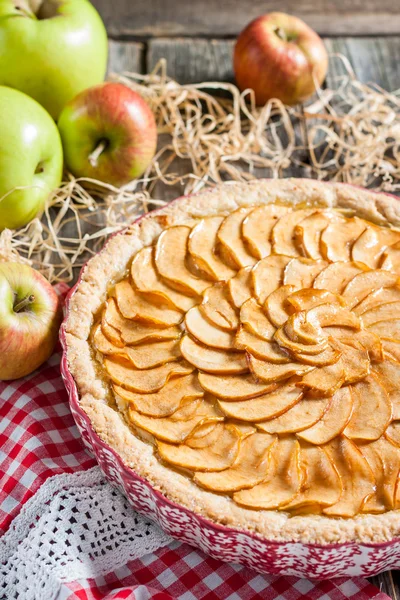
96, 3, 400, 597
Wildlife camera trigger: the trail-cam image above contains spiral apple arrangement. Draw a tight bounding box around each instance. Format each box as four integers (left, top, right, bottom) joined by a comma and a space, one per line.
0, 5, 326, 380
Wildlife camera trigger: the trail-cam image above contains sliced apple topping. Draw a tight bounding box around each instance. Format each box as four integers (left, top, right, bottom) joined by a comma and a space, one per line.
234, 438, 302, 509
198, 372, 276, 400
372, 359, 400, 419
274, 325, 325, 356
240, 298, 276, 341
320, 217, 367, 262
128, 396, 222, 443
103, 298, 181, 346
360, 437, 400, 512
185, 306, 235, 349
194, 432, 276, 492
293, 346, 341, 367
93, 323, 124, 356
294, 211, 339, 260
352, 227, 400, 269
325, 328, 383, 363
264, 285, 296, 327
105, 358, 193, 394
368, 319, 400, 339
242, 204, 290, 259
188, 217, 236, 281
313, 261, 368, 294
284, 445, 342, 510
217, 207, 257, 269
382, 339, 400, 363
283, 258, 328, 290
218, 384, 302, 421
115, 280, 183, 327
131, 247, 197, 312
287, 289, 345, 313
344, 375, 392, 441
381, 241, 400, 273
342, 270, 399, 309
386, 421, 400, 447
180, 334, 248, 374
361, 301, 400, 328
200, 283, 239, 331
323, 436, 375, 517
354, 286, 400, 315
235, 327, 290, 363
252, 255, 292, 304
155, 226, 210, 296
271, 209, 314, 256
157, 423, 241, 471
249, 355, 314, 383
114, 372, 203, 417
257, 395, 331, 434
297, 386, 352, 444
228, 266, 253, 308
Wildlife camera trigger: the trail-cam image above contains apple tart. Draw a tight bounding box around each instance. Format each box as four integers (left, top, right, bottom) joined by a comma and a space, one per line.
64, 178, 400, 544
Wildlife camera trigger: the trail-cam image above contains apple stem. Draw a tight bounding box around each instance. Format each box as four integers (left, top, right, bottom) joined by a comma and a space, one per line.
89, 140, 108, 168
274, 27, 288, 42
14, 294, 35, 313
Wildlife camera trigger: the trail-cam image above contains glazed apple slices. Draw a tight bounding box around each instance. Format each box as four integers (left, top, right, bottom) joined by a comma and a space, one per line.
185, 306, 235, 349
240, 298, 276, 341
228, 266, 253, 308
188, 217, 236, 282
218, 384, 303, 421
249, 355, 314, 383
180, 334, 248, 374
115, 280, 183, 327
194, 432, 276, 492
294, 210, 340, 260
257, 395, 331, 434
234, 438, 302, 509
105, 358, 193, 394
264, 285, 295, 327
251, 255, 291, 304
235, 327, 290, 363
217, 207, 257, 269
297, 387, 353, 444
242, 204, 290, 259
352, 227, 400, 269
128, 396, 223, 443
200, 283, 239, 331
320, 217, 367, 262
283, 258, 328, 290
344, 375, 392, 441
198, 372, 276, 400
360, 437, 400, 512
271, 209, 314, 256
114, 372, 203, 417
342, 270, 399, 309
157, 422, 241, 471
313, 261, 368, 294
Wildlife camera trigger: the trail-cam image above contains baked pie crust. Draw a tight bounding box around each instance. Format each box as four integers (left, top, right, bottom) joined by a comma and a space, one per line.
64, 178, 400, 544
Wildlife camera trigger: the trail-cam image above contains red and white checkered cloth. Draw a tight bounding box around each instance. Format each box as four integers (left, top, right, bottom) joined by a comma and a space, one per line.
0, 285, 391, 600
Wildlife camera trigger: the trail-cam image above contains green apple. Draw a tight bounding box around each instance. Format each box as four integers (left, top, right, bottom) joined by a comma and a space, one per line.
0, 86, 63, 231
58, 82, 157, 187
0, 262, 62, 380
0, 0, 108, 119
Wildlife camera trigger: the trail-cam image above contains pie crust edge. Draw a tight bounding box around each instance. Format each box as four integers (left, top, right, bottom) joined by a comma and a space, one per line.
64, 177, 400, 545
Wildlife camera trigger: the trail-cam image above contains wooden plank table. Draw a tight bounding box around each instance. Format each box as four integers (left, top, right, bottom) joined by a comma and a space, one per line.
106, 34, 400, 599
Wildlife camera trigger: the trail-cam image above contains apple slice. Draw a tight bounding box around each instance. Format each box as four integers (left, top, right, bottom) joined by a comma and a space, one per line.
240, 298, 276, 341
188, 217, 236, 281
218, 384, 302, 421
264, 284, 296, 327
105, 358, 193, 394
320, 217, 367, 262
382, 339, 400, 363
307, 303, 361, 330
373, 359, 400, 419
94, 325, 181, 369
271, 209, 314, 256
361, 301, 400, 328
155, 226, 210, 296
128, 396, 222, 443
115, 280, 183, 327
294, 211, 339, 260
352, 227, 400, 269
185, 306, 235, 349
287, 289, 345, 312
368, 319, 400, 338
242, 204, 290, 259
157, 423, 241, 471
217, 207, 257, 269
194, 432, 276, 492
354, 286, 400, 315
325, 328, 383, 363
198, 372, 276, 400
235, 326, 290, 363
249, 355, 314, 383
381, 242, 400, 273
385, 422, 400, 447
284, 445, 342, 510
200, 283, 239, 331
344, 375, 392, 441
252, 255, 292, 304
360, 437, 400, 512
297, 386, 352, 444
180, 334, 247, 374
234, 438, 302, 509
313, 261, 368, 294
283, 258, 328, 290
113, 372, 203, 417
228, 266, 253, 308
93, 323, 124, 356
101, 319, 125, 347
257, 395, 331, 434
293, 346, 341, 367
342, 270, 399, 309
131, 247, 197, 312
323, 436, 375, 517
103, 298, 181, 345
274, 325, 325, 355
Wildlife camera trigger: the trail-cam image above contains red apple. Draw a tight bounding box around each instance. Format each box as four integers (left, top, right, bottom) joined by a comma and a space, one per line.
0, 263, 62, 380
57, 82, 158, 187
234, 12, 328, 106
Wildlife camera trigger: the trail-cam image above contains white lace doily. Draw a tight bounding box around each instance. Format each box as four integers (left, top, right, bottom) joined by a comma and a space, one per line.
0, 467, 172, 600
